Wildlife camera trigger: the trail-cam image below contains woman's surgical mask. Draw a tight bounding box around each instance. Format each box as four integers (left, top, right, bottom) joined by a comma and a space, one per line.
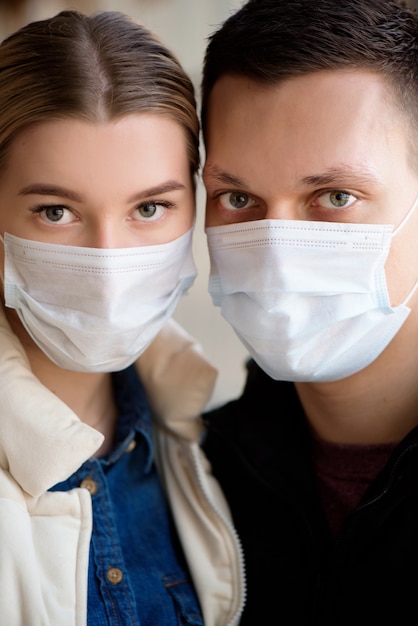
1, 228, 196, 372
206, 197, 418, 382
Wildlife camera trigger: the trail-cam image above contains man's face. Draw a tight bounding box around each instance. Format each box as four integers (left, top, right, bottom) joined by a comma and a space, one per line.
203, 69, 418, 306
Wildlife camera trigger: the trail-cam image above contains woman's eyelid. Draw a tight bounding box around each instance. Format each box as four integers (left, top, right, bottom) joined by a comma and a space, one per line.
137, 198, 175, 211
133, 201, 167, 222
27, 203, 78, 225
29, 202, 72, 213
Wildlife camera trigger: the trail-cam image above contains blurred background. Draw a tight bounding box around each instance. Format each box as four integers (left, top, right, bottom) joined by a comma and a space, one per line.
0, 0, 250, 409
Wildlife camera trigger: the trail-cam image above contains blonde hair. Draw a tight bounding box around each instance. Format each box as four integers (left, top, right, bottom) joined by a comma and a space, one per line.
0, 10, 199, 173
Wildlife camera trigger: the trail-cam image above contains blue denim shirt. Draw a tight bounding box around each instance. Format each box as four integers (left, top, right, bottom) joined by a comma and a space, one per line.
50, 365, 203, 626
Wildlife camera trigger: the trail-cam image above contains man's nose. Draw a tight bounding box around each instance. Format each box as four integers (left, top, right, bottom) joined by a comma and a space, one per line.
264, 200, 299, 220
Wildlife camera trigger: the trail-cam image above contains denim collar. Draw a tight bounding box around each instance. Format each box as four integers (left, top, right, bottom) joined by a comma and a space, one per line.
104, 365, 153, 472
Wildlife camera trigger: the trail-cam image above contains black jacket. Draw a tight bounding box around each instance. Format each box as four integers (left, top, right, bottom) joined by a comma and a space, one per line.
202, 359, 418, 625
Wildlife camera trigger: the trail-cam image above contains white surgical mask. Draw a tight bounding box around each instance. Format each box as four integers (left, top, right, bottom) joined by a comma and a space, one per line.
1, 228, 196, 372
206, 198, 418, 382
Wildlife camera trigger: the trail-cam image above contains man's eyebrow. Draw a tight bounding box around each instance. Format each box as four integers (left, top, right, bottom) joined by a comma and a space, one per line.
203, 164, 380, 189
18, 180, 187, 203
203, 165, 249, 188
299, 166, 380, 187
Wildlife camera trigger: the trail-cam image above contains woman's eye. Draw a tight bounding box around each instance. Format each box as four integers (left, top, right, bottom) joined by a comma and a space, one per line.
33, 205, 75, 224
316, 190, 357, 210
134, 201, 167, 222
218, 191, 256, 211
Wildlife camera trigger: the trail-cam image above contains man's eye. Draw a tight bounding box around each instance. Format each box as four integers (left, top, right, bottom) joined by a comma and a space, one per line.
134, 201, 167, 222
219, 191, 255, 210
317, 190, 357, 210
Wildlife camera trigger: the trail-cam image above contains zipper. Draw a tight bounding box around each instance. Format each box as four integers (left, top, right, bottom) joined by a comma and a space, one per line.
189, 442, 247, 626
353, 441, 418, 514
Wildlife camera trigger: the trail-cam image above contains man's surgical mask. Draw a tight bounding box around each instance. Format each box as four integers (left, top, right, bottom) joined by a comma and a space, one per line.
1, 229, 196, 372
206, 197, 418, 382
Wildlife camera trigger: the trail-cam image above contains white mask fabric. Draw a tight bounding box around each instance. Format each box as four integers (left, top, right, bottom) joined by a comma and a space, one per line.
206, 199, 418, 383
1, 228, 196, 372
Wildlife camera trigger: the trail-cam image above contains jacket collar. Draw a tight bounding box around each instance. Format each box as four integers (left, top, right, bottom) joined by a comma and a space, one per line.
0, 307, 103, 497
0, 309, 217, 496
136, 318, 218, 442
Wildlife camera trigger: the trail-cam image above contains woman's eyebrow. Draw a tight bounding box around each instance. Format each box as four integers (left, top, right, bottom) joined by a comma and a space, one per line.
18, 180, 187, 204
19, 183, 82, 201
127, 180, 186, 202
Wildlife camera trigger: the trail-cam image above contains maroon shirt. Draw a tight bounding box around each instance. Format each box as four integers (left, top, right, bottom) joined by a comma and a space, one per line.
311, 435, 396, 536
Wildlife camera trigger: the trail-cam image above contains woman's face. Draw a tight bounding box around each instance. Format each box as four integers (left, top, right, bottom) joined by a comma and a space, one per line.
0, 113, 196, 363
0, 114, 195, 252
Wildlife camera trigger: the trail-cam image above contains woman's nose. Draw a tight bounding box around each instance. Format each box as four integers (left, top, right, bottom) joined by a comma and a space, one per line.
87, 221, 124, 249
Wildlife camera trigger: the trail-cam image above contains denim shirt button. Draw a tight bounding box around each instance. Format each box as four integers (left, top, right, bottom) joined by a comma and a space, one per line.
107, 567, 123, 585
80, 477, 98, 495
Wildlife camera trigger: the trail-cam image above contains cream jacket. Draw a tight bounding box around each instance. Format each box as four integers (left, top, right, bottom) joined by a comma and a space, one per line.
0, 310, 245, 626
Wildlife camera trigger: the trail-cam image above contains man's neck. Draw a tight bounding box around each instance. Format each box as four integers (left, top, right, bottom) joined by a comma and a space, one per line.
295, 323, 418, 445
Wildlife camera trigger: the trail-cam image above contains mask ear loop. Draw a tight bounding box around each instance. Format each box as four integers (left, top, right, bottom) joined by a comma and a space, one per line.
392, 193, 418, 237
403, 281, 418, 306
391, 194, 418, 306
0, 233, 4, 287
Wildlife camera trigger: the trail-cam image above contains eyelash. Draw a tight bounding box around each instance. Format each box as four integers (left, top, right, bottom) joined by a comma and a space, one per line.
137, 200, 174, 211
135, 200, 176, 222
215, 191, 257, 210
28, 200, 176, 217
214, 189, 358, 211
29, 203, 68, 213
28, 204, 73, 222
316, 189, 356, 204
